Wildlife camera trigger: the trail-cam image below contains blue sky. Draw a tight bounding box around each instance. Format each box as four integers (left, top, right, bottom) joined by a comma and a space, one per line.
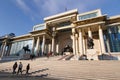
0, 0, 120, 36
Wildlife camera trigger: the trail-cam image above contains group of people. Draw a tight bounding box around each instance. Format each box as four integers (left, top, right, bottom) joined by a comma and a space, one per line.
12, 62, 30, 75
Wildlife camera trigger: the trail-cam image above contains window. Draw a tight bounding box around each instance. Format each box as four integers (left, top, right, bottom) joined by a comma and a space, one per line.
33, 24, 45, 31
107, 25, 120, 52
57, 21, 71, 28
78, 12, 97, 20
10, 39, 33, 56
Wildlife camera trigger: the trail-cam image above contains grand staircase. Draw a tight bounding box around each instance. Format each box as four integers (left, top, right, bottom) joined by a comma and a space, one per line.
0, 56, 120, 80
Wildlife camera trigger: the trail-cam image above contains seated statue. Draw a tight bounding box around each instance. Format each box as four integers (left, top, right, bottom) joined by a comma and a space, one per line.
63, 45, 73, 52
87, 37, 94, 49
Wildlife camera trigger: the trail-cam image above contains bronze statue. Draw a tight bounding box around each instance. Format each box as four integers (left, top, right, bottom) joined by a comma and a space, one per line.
87, 37, 94, 49
23, 45, 31, 53
63, 45, 73, 52
61, 45, 73, 55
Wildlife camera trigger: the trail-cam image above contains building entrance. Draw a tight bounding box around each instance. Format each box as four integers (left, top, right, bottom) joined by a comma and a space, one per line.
56, 30, 72, 55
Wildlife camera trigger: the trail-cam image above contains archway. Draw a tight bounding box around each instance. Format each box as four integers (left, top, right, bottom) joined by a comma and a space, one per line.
59, 38, 72, 55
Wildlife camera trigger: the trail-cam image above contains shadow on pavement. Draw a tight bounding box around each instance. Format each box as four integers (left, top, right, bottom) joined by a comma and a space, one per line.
0, 71, 60, 80
29, 68, 49, 75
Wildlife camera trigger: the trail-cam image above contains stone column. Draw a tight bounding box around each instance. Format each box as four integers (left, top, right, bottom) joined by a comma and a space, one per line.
83, 37, 86, 55
0, 44, 4, 57
78, 29, 84, 55
99, 25, 106, 54
51, 37, 55, 53
36, 37, 40, 56
56, 44, 59, 54
1, 42, 7, 57
42, 35, 45, 56
88, 27, 92, 38
75, 34, 79, 55
0, 44, 2, 53
106, 39, 111, 53
72, 28, 76, 55
44, 44, 47, 54
6, 44, 12, 56
48, 44, 51, 52
32, 37, 35, 54
51, 27, 56, 54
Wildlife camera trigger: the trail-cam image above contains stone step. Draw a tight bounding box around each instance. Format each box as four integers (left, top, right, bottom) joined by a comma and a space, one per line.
1, 60, 120, 79
1, 56, 21, 61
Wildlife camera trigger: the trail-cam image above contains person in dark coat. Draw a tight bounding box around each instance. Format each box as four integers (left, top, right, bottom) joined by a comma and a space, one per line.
17, 62, 23, 74
26, 63, 30, 74
12, 62, 17, 74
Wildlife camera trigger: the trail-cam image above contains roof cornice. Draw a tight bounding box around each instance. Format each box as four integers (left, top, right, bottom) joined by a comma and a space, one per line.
44, 9, 78, 21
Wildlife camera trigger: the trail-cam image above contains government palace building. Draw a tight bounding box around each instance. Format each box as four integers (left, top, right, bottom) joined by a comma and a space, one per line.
0, 9, 120, 60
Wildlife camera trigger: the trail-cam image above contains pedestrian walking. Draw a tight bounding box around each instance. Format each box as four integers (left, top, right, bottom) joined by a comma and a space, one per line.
26, 63, 30, 74
12, 62, 17, 74
17, 62, 23, 74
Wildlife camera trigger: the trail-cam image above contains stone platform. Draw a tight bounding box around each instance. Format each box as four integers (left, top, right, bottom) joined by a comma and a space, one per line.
87, 49, 99, 60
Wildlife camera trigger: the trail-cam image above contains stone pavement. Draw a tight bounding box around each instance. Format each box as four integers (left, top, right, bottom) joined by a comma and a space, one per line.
0, 58, 120, 80
44, 61, 120, 80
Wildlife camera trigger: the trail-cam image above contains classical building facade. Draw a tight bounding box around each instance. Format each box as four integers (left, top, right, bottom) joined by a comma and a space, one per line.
0, 9, 120, 60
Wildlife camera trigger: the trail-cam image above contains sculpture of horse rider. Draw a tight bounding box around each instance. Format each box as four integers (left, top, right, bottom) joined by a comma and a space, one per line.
23, 45, 31, 53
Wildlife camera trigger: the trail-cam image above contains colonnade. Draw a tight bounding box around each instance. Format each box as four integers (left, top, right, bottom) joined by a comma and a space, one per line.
32, 35, 53, 56
32, 35, 44, 56
0, 42, 11, 57
0, 34, 55, 57
0, 24, 106, 58
72, 24, 106, 56
40, 24, 106, 56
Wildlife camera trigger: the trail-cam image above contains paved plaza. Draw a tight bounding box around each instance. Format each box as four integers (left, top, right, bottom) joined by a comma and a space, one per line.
0, 57, 120, 80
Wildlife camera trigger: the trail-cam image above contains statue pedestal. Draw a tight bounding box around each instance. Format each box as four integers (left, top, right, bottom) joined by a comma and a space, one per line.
86, 49, 98, 60
64, 52, 72, 55
22, 53, 30, 60
70, 55, 79, 60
